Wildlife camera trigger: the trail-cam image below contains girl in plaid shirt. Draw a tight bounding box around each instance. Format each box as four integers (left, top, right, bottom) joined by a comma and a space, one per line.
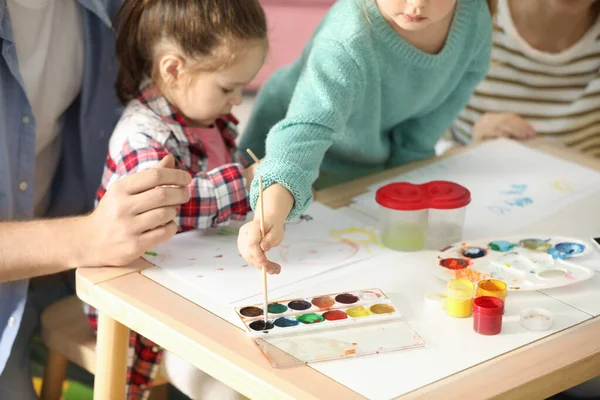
84, 0, 268, 398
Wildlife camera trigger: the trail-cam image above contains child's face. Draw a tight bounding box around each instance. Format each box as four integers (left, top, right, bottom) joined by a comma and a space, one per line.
376, 0, 457, 32
171, 41, 267, 127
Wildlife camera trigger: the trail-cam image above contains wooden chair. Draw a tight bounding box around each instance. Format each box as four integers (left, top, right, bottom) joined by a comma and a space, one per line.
39, 295, 169, 400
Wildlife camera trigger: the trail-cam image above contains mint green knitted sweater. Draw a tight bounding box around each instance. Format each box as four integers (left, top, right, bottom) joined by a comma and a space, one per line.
240, 0, 492, 219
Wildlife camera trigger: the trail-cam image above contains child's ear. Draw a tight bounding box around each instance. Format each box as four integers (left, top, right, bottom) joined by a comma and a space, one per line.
158, 54, 186, 87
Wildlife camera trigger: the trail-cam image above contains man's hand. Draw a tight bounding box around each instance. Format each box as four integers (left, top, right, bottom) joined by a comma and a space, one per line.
78, 155, 191, 267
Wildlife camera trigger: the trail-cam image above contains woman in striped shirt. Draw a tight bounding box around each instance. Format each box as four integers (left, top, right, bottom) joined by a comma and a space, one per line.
452, 0, 600, 157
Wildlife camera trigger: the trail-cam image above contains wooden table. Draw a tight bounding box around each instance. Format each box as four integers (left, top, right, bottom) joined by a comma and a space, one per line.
77, 138, 600, 400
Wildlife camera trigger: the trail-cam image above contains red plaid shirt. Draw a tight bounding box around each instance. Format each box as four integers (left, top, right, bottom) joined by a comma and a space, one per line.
84, 81, 250, 399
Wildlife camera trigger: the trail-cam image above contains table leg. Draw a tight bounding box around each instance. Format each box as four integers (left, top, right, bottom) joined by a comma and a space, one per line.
94, 312, 129, 400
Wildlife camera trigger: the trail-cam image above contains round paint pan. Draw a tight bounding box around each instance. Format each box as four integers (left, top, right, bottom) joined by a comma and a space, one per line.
239, 306, 263, 317
335, 293, 360, 304
520, 308, 553, 331
249, 320, 274, 331
288, 300, 312, 311
311, 296, 335, 309
536, 268, 567, 280
359, 290, 381, 301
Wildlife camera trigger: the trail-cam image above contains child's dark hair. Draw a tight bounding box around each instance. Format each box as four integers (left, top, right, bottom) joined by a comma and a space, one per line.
114, 0, 267, 104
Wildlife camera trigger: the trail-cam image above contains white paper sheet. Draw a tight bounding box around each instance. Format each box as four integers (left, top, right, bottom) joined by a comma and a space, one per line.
352, 139, 600, 241
142, 202, 386, 305
276, 252, 593, 400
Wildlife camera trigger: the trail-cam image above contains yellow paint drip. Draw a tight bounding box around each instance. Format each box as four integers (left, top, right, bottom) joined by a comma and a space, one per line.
329, 227, 382, 253
346, 306, 372, 318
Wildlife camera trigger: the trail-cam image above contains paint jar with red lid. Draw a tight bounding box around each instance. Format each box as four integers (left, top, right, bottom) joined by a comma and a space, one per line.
375, 181, 471, 251
423, 181, 471, 250
375, 182, 428, 251
473, 296, 504, 335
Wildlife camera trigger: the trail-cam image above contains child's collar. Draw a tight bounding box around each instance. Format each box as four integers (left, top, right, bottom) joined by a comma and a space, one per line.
135, 77, 238, 146
136, 77, 238, 128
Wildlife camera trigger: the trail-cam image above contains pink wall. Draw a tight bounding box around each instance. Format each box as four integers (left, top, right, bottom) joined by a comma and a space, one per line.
248, 0, 336, 92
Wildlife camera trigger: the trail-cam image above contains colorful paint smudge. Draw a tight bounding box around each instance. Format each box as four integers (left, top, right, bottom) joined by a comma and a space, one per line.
439, 258, 471, 270
553, 179, 573, 192
547, 242, 586, 259
489, 184, 534, 215
460, 247, 487, 259
488, 240, 516, 252
216, 226, 239, 236
329, 227, 382, 253
519, 238, 552, 252
454, 268, 492, 282
285, 214, 314, 226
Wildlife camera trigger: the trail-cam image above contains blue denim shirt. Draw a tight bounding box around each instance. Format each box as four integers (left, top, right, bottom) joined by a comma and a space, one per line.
0, 0, 123, 375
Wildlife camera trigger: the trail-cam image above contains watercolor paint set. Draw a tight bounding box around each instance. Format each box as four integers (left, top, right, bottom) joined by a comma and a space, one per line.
235, 289, 426, 367
432, 235, 594, 291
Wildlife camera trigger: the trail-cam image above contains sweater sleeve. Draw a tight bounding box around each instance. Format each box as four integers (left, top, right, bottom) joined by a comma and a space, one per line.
251, 40, 365, 220
388, 26, 492, 168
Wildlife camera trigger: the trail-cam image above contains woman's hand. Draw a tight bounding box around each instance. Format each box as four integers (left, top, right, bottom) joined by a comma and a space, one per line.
472, 112, 536, 142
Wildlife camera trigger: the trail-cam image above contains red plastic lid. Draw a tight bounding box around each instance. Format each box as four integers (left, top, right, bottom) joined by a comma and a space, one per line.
375, 181, 471, 211
473, 296, 504, 316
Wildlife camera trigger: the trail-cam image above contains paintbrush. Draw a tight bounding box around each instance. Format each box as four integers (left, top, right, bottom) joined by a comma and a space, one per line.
246, 149, 269, 324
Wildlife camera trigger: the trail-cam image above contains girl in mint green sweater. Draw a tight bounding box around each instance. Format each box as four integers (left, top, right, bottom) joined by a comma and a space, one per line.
239, 0, 496, 273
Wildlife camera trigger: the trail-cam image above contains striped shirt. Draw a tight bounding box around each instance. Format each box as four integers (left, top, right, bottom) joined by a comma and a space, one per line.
451, 0, 600, 157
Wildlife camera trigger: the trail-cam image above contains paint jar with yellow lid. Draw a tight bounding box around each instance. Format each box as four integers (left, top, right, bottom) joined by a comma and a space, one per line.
446, 279, 474, 318
476, 279, 507, 301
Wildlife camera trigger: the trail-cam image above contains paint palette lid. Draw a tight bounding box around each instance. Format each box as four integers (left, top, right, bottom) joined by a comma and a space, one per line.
375, 181, 471, 211
432, 235, 594, 292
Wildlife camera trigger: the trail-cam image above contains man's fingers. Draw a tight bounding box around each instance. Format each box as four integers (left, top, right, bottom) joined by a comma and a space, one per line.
122, 166, 192, 195
134, 207, 178, 233
139, 220, 179, 250
132, 185, 191, 214
156, 154, 175, 169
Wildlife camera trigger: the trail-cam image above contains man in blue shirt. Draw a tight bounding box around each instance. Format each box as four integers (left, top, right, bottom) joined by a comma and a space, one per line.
0, 1, 191, 398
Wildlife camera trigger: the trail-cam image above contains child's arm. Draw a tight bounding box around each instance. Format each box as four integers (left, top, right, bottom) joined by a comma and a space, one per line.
104, 133, 249, 230
238, 40, 365, 271
251, 40, 365, 221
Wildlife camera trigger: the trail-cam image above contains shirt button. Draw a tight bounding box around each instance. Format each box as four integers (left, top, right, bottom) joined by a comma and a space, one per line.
19, 181, 28, 191
140, 384, 147, 390
8, 317, 16, 327
21, 116, 31, 124
152, 346, 159, 353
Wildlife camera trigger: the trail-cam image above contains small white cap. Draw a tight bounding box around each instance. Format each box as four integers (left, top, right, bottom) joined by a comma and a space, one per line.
425, 291, 447, 310
520, 308, 553, 331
